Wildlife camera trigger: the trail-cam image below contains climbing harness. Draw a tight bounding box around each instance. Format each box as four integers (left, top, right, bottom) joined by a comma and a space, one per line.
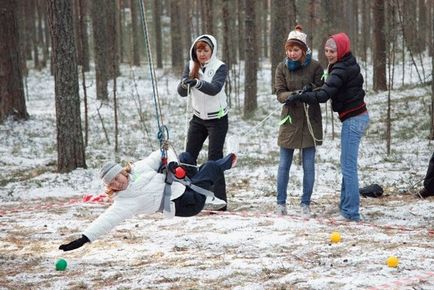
159, 164, 218, 216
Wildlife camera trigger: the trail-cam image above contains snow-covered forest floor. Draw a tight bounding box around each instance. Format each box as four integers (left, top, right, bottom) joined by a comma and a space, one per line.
0, 59, 433, 289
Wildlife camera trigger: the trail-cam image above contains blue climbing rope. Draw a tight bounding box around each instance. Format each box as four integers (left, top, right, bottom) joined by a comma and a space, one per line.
138, 0, 168, 164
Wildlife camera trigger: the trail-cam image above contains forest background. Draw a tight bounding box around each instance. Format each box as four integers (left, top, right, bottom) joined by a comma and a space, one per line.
1, 0, 433, 169
0, 1, 433, 289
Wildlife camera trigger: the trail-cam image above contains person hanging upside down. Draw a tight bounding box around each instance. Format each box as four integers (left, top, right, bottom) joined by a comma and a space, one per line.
59, 149, 237, 251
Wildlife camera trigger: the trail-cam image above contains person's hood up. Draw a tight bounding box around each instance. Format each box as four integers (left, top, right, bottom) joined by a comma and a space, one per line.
330, 32, 351, 61
189, 34, 218, 63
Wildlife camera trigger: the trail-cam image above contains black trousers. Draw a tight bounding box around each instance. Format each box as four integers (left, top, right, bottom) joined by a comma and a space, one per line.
185, 114, 228, 210
424, 152, 434, 192
174, 161, 224, 217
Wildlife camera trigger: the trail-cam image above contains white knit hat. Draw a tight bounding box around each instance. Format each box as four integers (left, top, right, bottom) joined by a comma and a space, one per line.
286, 25, 308, 51
99, 162, 123, 184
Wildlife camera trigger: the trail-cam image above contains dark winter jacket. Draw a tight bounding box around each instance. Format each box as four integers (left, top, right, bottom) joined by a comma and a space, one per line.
274, 56, 324, 149
298, 33, 367, 122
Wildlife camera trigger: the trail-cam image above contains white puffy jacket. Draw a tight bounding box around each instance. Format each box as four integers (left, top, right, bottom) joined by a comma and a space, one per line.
177, 34, 228, 120
83, 150, 185, 242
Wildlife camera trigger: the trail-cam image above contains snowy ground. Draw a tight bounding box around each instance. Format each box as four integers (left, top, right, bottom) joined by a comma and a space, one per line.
0, 58, 433, 289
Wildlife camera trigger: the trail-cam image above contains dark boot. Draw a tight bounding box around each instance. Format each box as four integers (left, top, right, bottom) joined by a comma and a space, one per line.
417, 188, 434, 198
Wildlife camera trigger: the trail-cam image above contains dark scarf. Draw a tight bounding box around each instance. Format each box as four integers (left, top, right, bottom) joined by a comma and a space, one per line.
286, 50, 312, 72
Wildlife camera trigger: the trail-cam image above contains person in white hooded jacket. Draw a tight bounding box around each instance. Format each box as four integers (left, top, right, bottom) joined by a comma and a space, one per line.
59, 149, 236, 251
177, 34, 230, 210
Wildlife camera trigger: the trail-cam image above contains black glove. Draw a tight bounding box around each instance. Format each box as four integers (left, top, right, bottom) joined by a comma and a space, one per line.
302, 84, 313, 93
298, 91, 318, 105
285, 94, 301, 105
59, 235, 90, 251
167, 161, 178, 173
184, 78, 197, 87
164, 161, 178, 184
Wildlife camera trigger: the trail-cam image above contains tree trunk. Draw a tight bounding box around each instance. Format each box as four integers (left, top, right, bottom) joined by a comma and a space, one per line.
130, 0, 140, 66
36, 0, 46, 68
76, 0, 90, 71
428, 0, 433, 57
170, 0, 183, 72
417, 0, 426, 54
319, 0, 335, 67
288, 0, 296, 27
153, 0, 163, 68
372, 0, 387, 91
0, 0, 28, 123
350, 0, 358, 56
402, 0, 418, 54
261, 0, 268, 58
237, 0, 245, 61
243, 0, 257, 117
308, 0, 315, 50
385, 2, 397, 155
47, 0, 86, 172
29, 1, 40, 70
16, 1, 28, 77
43, 0, 51, 74
222, 0, 230, 66
360, 0, 370, 62
430, 6, 434, 140
106, 0, 120, 79
201, 0, 213, 34
90, 0, 108, 100
270, 0, 290, 93
23, 1, 32, 60
180, 0, 192, 61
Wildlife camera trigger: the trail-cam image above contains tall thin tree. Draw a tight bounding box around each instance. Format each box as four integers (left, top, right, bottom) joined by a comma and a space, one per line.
237, 0, 245, 61
385, 2, 397, 154
90, 0, 109, 100
106, 0, 120, 78
270, 0, 290, 93
130, 0, 140, 66
170, 0, 183, 72
243, 0, 257, 117
47, 0, 86, 172
372, 0, 387, 91
431, 5, 434, 140
0, 0, 28, 123
152, 0, 163, 68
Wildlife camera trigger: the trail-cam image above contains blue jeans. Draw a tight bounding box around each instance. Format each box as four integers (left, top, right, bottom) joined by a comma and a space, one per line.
277, 146, 316, 206
339, 112, 369, 221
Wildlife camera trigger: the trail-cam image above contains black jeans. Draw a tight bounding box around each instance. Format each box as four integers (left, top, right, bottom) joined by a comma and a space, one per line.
424, 152, 434, 192
186, 114, 228, 209
174, 161, 224, 217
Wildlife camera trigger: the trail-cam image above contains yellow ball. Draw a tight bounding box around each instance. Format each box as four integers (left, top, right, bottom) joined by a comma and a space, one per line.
330, 231, 341, 243
386, 256, 399, 268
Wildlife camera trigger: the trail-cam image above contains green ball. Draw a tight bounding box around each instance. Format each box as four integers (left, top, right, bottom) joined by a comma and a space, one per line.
55, 258, 67, 271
